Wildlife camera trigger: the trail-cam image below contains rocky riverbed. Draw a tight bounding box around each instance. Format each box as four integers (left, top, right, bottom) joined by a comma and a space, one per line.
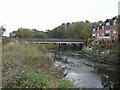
47, 50, 120, 88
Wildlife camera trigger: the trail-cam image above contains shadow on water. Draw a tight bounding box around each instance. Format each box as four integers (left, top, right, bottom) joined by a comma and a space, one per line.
52, 49, 120, 89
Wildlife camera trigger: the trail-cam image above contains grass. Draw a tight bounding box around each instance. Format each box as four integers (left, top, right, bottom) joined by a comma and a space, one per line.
18, 72, 73, 88
2, 42, 74, 88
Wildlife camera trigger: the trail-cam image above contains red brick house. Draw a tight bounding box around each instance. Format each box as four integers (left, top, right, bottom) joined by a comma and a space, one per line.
92, 16, 118, 45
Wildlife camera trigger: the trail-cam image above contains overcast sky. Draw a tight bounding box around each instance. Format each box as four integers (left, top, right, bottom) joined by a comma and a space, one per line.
0, 0, 119, 36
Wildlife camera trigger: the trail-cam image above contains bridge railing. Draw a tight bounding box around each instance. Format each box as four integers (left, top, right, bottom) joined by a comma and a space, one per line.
13, 38, 86, 42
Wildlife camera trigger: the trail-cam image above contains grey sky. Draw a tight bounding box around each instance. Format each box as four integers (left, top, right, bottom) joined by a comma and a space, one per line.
0, 0, 119, 36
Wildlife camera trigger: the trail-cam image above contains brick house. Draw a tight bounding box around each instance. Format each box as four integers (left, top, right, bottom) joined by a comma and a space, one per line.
92, 16, 118, 45
110, 16, 118, 40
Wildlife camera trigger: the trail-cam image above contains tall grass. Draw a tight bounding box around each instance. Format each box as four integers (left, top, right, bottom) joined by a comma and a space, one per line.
2, 42, 73, 88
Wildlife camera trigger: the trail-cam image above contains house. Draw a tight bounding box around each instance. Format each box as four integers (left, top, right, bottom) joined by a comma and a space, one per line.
92, 16, 118, 45
110, 16, 118, 40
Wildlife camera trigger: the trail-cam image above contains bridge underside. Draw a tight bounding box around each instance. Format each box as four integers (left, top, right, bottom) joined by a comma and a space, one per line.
32, 41, 85, 50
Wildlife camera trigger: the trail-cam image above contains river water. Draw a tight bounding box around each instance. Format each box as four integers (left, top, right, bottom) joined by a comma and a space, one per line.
50, 50, 119, 88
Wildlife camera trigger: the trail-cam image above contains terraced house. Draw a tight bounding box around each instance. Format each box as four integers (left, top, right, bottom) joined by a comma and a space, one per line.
92, 16, 118, 45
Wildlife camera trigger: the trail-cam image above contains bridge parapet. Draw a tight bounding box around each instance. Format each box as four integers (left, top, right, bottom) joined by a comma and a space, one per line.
16, 38, 85, 42
11, 38, 86, 45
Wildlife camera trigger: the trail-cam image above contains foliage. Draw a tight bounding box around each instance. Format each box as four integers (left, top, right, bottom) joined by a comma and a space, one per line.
9, 31, 16, 38
9, 20, 104, 39
2, 42, 74, 88
16, 28, 34, 38
32, 30, 47, 38
2, 36, 11, 44
0, 26, 6, 36
10, 28, 47, 39
47, 22, 93, 39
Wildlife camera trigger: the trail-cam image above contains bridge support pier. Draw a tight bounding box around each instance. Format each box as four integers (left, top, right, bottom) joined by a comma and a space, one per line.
58, 43, 61, 51
72, 44, 77, 50
79, 43, 83, 50
56, 43, 84, 50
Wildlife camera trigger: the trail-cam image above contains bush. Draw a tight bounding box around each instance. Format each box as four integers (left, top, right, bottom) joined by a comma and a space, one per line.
2, 36, 11, 44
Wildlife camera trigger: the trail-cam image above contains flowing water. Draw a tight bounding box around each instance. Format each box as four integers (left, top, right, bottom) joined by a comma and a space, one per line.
50, 50, 119, 88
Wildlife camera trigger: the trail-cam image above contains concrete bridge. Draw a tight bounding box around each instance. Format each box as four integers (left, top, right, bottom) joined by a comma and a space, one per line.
16, 38, 86, 44
13, 38, 87, 50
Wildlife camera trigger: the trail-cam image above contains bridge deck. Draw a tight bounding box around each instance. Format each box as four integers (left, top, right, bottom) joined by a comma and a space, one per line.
13, 38, 86, 44
34, 41, 84, 44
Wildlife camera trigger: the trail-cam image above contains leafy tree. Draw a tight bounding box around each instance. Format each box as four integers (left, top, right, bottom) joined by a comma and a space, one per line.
66, 22, 70, 26
31, 29, 38, 32
9, 31, 16, 38
61, 23, 65, 26
46, 21, 93, 39
33, 31, 47, 38
85, 20, 90, 23
9, 20, 99, 39
15, 28, 33, 38
0, 26, 6, 36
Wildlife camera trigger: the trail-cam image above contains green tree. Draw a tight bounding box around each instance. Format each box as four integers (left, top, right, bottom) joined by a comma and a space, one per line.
33, 31, 47, 38
31, 29, 48, 38
9, 31, 17, 38
0, 26, 6, 37
86, 20, 90, 23
15, 28, 33, 38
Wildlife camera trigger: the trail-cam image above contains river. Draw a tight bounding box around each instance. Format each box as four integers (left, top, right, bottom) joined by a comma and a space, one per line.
48, 50, 119, 88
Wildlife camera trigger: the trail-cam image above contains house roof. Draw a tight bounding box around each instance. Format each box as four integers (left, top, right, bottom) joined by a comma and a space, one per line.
112, 16, 117, 20
105, 19, 111, 23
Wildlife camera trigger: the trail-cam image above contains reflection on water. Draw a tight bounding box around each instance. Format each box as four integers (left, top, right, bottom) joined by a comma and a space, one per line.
52, 51, 119, 88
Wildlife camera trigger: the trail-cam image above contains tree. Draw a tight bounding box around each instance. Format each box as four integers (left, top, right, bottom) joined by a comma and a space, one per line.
33, 31, 47, 38
9, 31, 17, 38
0, 26, 6, 37
31, 29, 38, 32
85, 20, 90, 23
66, 22, 70, 26
61, 23, 65, 26
46, 21, 93, 39
15, 28, 33, 38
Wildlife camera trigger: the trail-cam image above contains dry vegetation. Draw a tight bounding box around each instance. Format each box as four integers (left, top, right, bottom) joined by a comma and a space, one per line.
2, 42, 73, 88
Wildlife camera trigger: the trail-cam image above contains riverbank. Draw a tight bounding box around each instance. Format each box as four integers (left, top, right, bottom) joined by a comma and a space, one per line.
79, 43, 119, 66
2, 42, 73, 88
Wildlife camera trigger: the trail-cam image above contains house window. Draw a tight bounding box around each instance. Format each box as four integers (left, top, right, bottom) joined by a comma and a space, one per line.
92, 34, 95, 37
105, 33, 110, 36
97, 34, 99, 36
105, 25, 110, 30
97, 27, 99, 30
113, 29, 116, 33
106, 30, 110, 34
114, 20, 116, 25
93, 28, 96, 33
99, 25, 102, 30
102, 26, 104, 30
102, 33, 104, 36
106, 22, 110, 26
